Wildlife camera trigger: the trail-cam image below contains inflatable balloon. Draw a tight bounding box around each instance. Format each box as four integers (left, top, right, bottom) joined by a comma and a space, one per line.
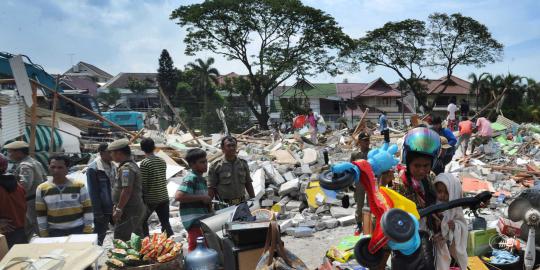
367, 143, 399, 176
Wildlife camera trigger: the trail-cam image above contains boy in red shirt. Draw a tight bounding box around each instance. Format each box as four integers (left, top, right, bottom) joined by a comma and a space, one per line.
0, 154, 28, 248
457, 116, 473, 157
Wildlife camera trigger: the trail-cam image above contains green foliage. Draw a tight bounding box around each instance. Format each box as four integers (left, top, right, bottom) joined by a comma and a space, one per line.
347, 13, 503, 113
171, 0, 353, 129
157, 49, 179, 99
127, 77, 152, 95
97, 88, 120, 108
469, 72, 540, 122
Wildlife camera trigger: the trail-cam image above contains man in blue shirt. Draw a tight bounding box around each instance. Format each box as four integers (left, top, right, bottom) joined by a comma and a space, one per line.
379, 111, 389, 143
431, 116, 457, 166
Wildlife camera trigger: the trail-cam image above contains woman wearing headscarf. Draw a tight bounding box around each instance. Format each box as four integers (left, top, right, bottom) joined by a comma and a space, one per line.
433, 173, 468, 270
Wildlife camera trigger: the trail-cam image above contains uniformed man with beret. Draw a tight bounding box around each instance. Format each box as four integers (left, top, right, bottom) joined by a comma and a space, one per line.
208, 136, 255, 205
4, 141, 47, 239
108, 139, 145, 241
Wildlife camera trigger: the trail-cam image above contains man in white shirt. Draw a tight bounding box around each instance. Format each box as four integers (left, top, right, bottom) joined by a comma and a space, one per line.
446, 97, 457, 131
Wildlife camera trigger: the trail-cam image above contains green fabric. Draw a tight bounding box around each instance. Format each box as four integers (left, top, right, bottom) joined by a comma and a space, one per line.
3, 125, 63, 173
178, 171, 209, 230
491, 122, 507, 131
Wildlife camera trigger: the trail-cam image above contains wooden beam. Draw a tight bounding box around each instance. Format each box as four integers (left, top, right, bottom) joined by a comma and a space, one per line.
128, 128, 145, 144
158, 87, 201, 146
472, 87, 510, 119
49, 92, 58, 154
29, 84, 38, 157
16, 78, 137, 137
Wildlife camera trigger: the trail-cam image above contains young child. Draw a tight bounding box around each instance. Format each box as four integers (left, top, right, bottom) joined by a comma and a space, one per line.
175, 148, 212, 252
433, 173, 468, 270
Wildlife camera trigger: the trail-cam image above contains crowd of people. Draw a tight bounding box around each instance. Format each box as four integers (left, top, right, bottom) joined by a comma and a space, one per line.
346, 104, 494, 270
0, 101, 495, 268
0, 135, 255, 255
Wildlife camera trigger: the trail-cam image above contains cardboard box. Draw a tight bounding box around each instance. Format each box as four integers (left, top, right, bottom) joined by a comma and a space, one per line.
466, 228, 497, 256
0, 234, 8, 261
0, 242, 102, 270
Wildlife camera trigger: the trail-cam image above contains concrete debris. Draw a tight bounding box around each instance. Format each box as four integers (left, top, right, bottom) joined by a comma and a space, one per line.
292, 227, 314, 238
337, 215, 356, 227
282, 171, 296, 182
285, 200, 302, 211
330, 207, 356, 219
302, 148, 319, 165
262, 161, 286, 185
279, 178, 300, 196
322, 218, 339, 229
272, 149, 297, 165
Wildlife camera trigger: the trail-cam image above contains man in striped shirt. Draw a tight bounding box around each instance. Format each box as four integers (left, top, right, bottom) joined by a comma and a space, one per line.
140, 138, 173, 237
35, 155, 93, 237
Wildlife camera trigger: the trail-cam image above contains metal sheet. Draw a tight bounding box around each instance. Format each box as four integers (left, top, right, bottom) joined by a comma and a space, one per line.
8, 55, 33, 107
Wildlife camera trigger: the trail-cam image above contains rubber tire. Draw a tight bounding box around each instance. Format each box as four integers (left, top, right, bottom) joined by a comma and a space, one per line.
354, 237, 385, 268
319, 170, 354, 190
381, 208, 416, 243
391, 231, 435, 270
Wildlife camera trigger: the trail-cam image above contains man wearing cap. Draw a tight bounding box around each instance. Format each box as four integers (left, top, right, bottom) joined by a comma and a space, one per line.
350, 132, 370, 235
433, 136, 452, 175
208, 136, 255, 206
108, 139, 145, 241
431, 116, 457, 165
4, 141, 47, 239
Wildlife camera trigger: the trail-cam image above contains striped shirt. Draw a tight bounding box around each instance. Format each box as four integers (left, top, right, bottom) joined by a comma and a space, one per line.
178, 171, 209, 230
35, 178, 94, 237
140, 155, 168, 204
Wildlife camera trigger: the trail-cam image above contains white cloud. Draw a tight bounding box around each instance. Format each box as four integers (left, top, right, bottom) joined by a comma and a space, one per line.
1, 0, 539, 83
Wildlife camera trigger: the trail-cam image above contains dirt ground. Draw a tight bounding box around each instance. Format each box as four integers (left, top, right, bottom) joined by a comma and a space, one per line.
282, 225, 356, 269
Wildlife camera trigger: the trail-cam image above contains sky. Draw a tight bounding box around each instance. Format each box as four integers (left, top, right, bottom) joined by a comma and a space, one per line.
1, 0, 539, 84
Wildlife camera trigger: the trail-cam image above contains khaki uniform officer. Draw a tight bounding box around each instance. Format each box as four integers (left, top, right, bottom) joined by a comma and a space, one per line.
4, 141, 47, 239
208, 136, 255, 205
108, 139, 145, 241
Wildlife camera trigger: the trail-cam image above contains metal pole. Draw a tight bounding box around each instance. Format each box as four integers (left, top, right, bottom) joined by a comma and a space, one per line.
350, 91, 353, 128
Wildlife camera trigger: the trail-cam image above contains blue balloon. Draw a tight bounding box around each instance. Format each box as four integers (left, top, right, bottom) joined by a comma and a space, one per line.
331, 162, 360, 184
367, 144, 399, 176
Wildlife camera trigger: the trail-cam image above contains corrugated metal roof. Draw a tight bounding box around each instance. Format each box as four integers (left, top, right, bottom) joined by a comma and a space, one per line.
0, 102, 25, 145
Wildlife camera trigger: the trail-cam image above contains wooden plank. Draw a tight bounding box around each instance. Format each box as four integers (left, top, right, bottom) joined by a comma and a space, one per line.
128, 128, 145, 144
29, 84, 38, 157
49, 92, 58, 154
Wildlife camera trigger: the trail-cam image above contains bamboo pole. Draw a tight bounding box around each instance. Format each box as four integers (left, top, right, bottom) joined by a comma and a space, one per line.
49, 92, 58, 154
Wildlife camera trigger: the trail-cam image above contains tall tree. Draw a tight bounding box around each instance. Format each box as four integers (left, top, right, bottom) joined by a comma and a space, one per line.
468, 72, 489, 111
157, 49, 179, 99
186, 58, 223, 134
348, 13, 503, 112
97, 88, 121, 108
350, 19, 429, 111
186, 57, 219, 98
171, 0, 353, 129
426, 13, 503, 107
127, 77, 152, 95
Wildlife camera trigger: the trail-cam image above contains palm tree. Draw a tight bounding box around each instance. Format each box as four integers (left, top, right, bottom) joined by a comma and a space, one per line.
187, 58, 220, 98
187, 58, 220, 132
468, 72, 489, 111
